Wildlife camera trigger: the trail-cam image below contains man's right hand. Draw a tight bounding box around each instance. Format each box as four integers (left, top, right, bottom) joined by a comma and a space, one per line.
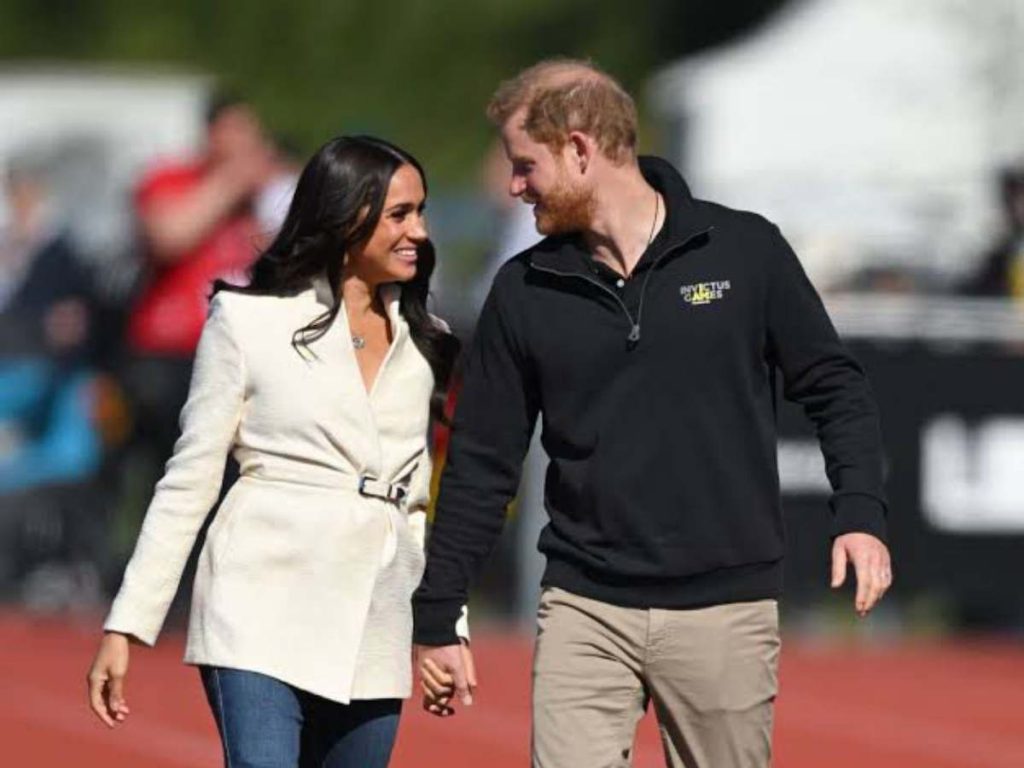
415, 643, 477, 716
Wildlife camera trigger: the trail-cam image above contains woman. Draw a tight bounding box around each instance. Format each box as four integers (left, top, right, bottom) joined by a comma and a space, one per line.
87, 136, 470, 767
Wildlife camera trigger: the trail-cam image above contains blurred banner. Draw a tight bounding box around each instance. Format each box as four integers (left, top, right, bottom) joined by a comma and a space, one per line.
779, 294, 1024, 628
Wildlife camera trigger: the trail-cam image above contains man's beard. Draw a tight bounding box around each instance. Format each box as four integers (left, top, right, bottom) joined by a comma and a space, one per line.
530, 176, 595, 236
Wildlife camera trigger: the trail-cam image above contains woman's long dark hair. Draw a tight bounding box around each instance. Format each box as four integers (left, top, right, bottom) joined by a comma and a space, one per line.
215, 135, 459, 422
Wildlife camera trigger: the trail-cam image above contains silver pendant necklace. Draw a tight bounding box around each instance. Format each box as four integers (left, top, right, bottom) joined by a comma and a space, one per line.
351, 334, 366, 350
647, 191, 660, 249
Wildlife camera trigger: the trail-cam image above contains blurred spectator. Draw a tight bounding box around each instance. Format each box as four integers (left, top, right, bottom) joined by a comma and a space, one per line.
122, 92, 278, 467
0, 152, 96, 363
0, 149, 104, 608
961, 166, 1024, 299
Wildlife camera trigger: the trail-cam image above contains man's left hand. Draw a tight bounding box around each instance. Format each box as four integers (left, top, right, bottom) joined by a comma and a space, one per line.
830, 532, 892, 617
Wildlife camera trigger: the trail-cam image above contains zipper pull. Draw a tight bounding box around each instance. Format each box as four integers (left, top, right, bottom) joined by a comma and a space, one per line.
628, 324, 641, 343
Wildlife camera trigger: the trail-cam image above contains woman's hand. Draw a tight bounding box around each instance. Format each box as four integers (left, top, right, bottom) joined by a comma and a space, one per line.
419, 654, 455, 716
87, 632, 132, 727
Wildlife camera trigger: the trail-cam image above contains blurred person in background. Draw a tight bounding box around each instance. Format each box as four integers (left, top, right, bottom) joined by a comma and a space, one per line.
0, 149, 104, 607
87, 136, 469, 768
0, 151, 97, 363
414, 59, 892, 768
122, 91, 280, 472
961, 165, 1024, 300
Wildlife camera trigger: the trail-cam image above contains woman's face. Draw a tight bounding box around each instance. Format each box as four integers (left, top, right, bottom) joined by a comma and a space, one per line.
347, 163, 428, 284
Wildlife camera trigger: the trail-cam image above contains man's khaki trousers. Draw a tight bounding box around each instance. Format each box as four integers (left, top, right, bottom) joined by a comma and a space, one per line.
532, 587, 780, 768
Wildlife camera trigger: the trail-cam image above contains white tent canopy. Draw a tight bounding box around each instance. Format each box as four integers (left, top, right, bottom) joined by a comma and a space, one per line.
649, 0, 1024, 289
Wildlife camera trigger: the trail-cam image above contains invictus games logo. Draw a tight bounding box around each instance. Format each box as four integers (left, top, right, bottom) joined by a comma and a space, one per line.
680, 280, 731, 306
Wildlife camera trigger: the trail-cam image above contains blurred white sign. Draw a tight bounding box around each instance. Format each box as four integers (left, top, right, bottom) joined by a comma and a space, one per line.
777, 437, 830, 494
922, 415, 1024, 532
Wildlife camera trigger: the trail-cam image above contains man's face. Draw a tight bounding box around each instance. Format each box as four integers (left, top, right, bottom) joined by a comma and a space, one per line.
500, 110, 594, 236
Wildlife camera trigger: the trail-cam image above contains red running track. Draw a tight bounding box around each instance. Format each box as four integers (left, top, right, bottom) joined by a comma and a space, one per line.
4, 612, 1023, 767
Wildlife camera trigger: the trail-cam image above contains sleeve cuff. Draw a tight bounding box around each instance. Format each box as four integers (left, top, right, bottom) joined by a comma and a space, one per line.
455, 605, 470, 643
413, 599, 465, 646
830, 493, 888, 542
102, 615, 159, 647
102, 589, 164, 647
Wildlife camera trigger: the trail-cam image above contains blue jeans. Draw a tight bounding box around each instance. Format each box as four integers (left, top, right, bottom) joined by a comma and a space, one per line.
199, 666, 401, 768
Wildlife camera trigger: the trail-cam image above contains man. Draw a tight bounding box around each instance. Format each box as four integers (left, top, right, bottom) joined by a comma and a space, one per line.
413, 59, 892, 768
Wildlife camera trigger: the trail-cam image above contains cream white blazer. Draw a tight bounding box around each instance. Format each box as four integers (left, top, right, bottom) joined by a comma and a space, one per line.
105, 278, 466, 703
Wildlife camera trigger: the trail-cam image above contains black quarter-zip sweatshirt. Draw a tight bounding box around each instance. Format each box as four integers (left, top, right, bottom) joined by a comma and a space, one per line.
413, 156, 888, 645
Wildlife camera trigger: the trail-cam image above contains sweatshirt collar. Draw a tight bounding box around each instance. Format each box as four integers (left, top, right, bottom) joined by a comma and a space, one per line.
638, 155, 710, 243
